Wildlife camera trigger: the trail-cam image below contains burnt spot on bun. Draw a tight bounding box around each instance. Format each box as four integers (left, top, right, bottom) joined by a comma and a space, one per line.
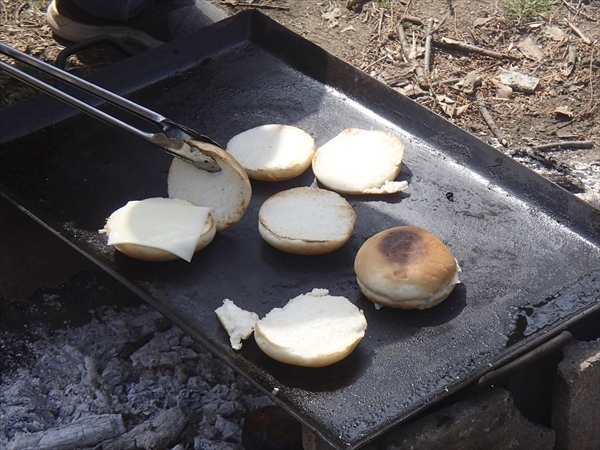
379, 228, 425, 265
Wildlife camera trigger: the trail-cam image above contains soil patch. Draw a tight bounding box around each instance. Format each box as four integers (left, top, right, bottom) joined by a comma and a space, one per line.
1, 0, 598, 204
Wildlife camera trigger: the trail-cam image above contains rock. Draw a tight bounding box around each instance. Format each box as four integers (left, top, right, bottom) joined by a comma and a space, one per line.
552, 338, 600, 450
499, 70, 540, 94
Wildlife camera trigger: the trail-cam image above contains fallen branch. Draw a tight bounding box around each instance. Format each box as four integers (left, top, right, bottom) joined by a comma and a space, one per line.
531, 140, 595, 152
221, 1, 289, 10
433, 37, 521, 60
476, 92, 508, 146
565, 19, 592, 45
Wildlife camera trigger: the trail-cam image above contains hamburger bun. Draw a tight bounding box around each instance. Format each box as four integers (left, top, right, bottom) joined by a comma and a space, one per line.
312, 128, 408, 195
354, 226, 461, 309
101, 197, 216, 262
215, 299, 259, 350
168, 140, 252, 231
254, 288, 367, 367
226, 124, 315, 181
258, 186, 356, 255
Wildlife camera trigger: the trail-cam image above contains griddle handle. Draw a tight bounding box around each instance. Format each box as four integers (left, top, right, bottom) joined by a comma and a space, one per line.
477, 331, 573, 388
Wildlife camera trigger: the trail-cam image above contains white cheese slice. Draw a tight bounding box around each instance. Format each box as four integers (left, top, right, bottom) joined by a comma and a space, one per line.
106, 200, 210, 262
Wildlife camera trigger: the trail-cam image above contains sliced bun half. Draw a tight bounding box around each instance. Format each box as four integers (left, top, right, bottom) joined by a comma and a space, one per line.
254, 288, 367, 367
354, 226, 461, 309
226, 124, 315, 181
258, 186, 356, 255
312, 127, 408, 195
100, 197, 216, 262
168, 140, 252, 231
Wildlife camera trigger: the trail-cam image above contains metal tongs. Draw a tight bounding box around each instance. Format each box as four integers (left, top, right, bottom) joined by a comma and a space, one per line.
0, 43, 221, 172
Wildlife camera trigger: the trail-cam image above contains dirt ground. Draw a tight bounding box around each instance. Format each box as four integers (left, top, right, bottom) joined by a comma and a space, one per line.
1, 0, 599, 204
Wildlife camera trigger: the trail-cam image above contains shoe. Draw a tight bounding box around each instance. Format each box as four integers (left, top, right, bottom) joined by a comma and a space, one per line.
46, 0, 227, 48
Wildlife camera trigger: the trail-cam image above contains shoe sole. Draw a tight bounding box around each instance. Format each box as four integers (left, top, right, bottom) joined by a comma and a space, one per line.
46, 1, 164, 48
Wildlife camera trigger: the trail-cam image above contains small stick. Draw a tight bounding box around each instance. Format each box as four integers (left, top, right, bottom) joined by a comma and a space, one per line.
400, 15, 423, 25
397, 21, 410, 61
221, 1, 290, 10
476, 92, 508, 146
424, 18, 434, 78
561, 0, 598, 22
531, 140, 595, 151
562, 43, 577, 76
565, 19, 592, 45
434, 37, 521, 60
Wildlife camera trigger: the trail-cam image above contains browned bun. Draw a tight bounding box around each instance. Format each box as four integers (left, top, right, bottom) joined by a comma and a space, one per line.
354, 226, 461, 309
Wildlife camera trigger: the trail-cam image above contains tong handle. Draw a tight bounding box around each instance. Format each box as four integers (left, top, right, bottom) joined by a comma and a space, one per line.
0, 43, 221, 172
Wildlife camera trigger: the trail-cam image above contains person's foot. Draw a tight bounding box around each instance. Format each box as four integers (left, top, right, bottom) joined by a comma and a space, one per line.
46, 0, 227, 48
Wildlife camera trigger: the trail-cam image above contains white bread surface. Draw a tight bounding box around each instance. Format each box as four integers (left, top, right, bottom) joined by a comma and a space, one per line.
100, 197, 216, 262
354, 226, 461, 309
258, 187, 356, 255
312, 128, 408, 195
167, 140, 252, 231
215, 299, 259, 350
254, 288, 367, 367
226, 124, 315, 181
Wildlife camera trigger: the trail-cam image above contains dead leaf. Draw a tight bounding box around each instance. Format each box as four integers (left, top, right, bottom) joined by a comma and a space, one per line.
322, 8, 342, 21
554, 106, 574, 118
543, 26, 565, 41
473, 17, 492, 27
436, 94, 455, 104
518, 37, 544, 61
400, 84, 426, 97
439, 102, 456, 117
455, 104, 469, 117
495, 82, 513, 99
455, 71, 483, 94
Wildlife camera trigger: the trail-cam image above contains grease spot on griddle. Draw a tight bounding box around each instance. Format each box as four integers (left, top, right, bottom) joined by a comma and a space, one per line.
506, 270, 600, 347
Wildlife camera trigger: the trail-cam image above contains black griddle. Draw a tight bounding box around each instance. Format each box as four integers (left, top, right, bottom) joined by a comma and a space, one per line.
1, 11, 599, 450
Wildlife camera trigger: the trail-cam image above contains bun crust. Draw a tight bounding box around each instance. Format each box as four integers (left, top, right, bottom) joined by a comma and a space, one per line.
253, 288, 367, 367
167, 140, 252, 231
258, 187, 356, 255
354, 226, 460, 309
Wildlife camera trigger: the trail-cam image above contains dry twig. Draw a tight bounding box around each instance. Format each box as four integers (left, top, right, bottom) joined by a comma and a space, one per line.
424, 18, 434, 78
565, 19, 592, 45
532, 141, 595, 151
476, 91, 508, 146
561, 0, 599, 22
220, 1, 289, 10
433, 37, 521, 60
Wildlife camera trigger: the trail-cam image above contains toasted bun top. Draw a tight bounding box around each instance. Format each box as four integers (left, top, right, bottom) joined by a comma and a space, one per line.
312, 128, 408, 195
253, 288, 367, 367
167, 140, 252, 231
354, 226, 460, 309
226, 124, 315, 181
258, 186, 356, 255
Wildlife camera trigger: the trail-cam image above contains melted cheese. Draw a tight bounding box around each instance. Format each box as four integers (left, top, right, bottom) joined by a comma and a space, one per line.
107, 199, 210, 262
